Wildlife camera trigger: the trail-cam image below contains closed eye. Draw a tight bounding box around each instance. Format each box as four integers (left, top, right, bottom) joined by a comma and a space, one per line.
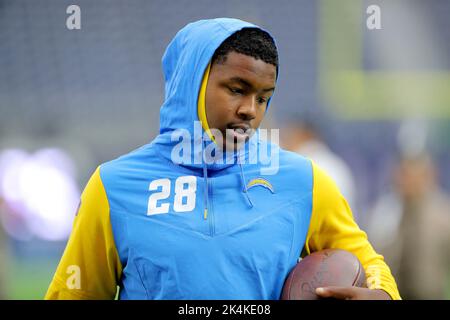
229, 87, 244, 95
257, 97, 268, 104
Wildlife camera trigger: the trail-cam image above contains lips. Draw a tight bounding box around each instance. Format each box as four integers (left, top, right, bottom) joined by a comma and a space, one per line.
226, 123, 252, 141
228, 123, 251, 131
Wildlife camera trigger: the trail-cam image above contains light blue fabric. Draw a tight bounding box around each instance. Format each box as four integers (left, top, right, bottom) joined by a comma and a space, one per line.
100, 18, 314, 300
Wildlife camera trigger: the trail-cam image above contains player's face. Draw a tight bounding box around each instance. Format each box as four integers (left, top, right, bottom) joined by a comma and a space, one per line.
205, 51, 276, 151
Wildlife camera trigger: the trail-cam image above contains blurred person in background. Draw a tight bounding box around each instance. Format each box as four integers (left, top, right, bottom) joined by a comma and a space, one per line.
279, 114, 356, 209
367, 152, 450, 299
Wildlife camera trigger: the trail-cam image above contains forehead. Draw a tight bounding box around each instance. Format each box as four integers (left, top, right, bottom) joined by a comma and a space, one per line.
210, 51, 277, 86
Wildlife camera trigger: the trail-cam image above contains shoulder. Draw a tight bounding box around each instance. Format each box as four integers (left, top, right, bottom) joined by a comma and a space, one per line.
100, 143, 157, 172
258, 142, 314, 195
99, 143, 161, 184
279, 146, 311, 168
272, 142, 314, 177
97, 142, 175, 201
310, 161, 350, 214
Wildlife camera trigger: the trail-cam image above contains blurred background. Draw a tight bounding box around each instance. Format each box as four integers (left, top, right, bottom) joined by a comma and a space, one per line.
0, 0, 449, 299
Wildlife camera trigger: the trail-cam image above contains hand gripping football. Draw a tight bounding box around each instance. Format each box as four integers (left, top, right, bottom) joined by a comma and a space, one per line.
281, 248, 367, 300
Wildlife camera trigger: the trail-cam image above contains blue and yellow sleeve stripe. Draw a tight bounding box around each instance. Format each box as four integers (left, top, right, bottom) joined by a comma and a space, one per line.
45, 167, 122, 300
304, 162, 401, 300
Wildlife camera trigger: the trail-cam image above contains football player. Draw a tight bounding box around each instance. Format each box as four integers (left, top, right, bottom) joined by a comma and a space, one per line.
46, 18, 400, 300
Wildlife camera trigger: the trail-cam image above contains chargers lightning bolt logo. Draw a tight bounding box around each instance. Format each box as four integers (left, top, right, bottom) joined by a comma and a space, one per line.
246, 177, 275, 193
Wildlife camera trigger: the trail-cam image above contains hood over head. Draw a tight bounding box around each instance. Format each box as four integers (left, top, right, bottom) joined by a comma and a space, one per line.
153, 18, 278, 172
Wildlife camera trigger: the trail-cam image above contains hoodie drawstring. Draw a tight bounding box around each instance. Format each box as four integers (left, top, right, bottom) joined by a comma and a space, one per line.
203, 159, 209, 220
202, 138, 210, 220
238, 149, 254, 208
203, 144, 254, 220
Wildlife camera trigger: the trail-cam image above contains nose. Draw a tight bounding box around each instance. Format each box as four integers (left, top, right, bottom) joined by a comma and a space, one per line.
236, 95, 257, 121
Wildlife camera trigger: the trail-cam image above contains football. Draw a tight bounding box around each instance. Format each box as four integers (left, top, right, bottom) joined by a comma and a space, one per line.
281, 248, 367, 300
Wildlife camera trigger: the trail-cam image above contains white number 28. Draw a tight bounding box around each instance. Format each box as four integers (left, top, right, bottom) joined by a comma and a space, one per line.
147, 176, 197, 215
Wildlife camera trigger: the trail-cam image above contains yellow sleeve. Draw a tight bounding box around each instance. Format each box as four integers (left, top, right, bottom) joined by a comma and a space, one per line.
304, 162, 401, 300
45, 167, 122, 300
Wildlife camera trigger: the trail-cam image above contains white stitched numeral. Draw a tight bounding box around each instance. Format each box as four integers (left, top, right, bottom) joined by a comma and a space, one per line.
147, 178, 171, 215
173, 175, 197, 212
147, 176, 197, 215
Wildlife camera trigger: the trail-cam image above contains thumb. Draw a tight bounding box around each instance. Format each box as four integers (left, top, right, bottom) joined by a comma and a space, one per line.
315, 286, 356, 300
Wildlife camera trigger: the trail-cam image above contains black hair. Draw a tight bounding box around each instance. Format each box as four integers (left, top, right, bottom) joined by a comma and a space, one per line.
211, 28, 278, 68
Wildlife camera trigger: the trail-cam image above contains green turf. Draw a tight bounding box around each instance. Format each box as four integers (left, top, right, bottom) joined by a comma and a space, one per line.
6, 258, 58, 300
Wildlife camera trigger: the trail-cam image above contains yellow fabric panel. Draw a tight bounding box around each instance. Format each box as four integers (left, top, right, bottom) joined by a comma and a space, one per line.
198, 61, 212, 221
304, 162, 401, 300
197, 62, 214, 141
45, 167, 122, 300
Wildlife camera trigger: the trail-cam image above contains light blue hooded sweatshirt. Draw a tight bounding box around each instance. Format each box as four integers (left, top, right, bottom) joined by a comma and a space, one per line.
100, 18, 313, 299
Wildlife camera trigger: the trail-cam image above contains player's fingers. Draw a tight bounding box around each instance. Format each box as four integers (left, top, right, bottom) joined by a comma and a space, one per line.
315, 286, 357, 299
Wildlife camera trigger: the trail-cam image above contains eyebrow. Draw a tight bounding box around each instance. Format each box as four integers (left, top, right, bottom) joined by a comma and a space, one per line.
228, 77, 275, 93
